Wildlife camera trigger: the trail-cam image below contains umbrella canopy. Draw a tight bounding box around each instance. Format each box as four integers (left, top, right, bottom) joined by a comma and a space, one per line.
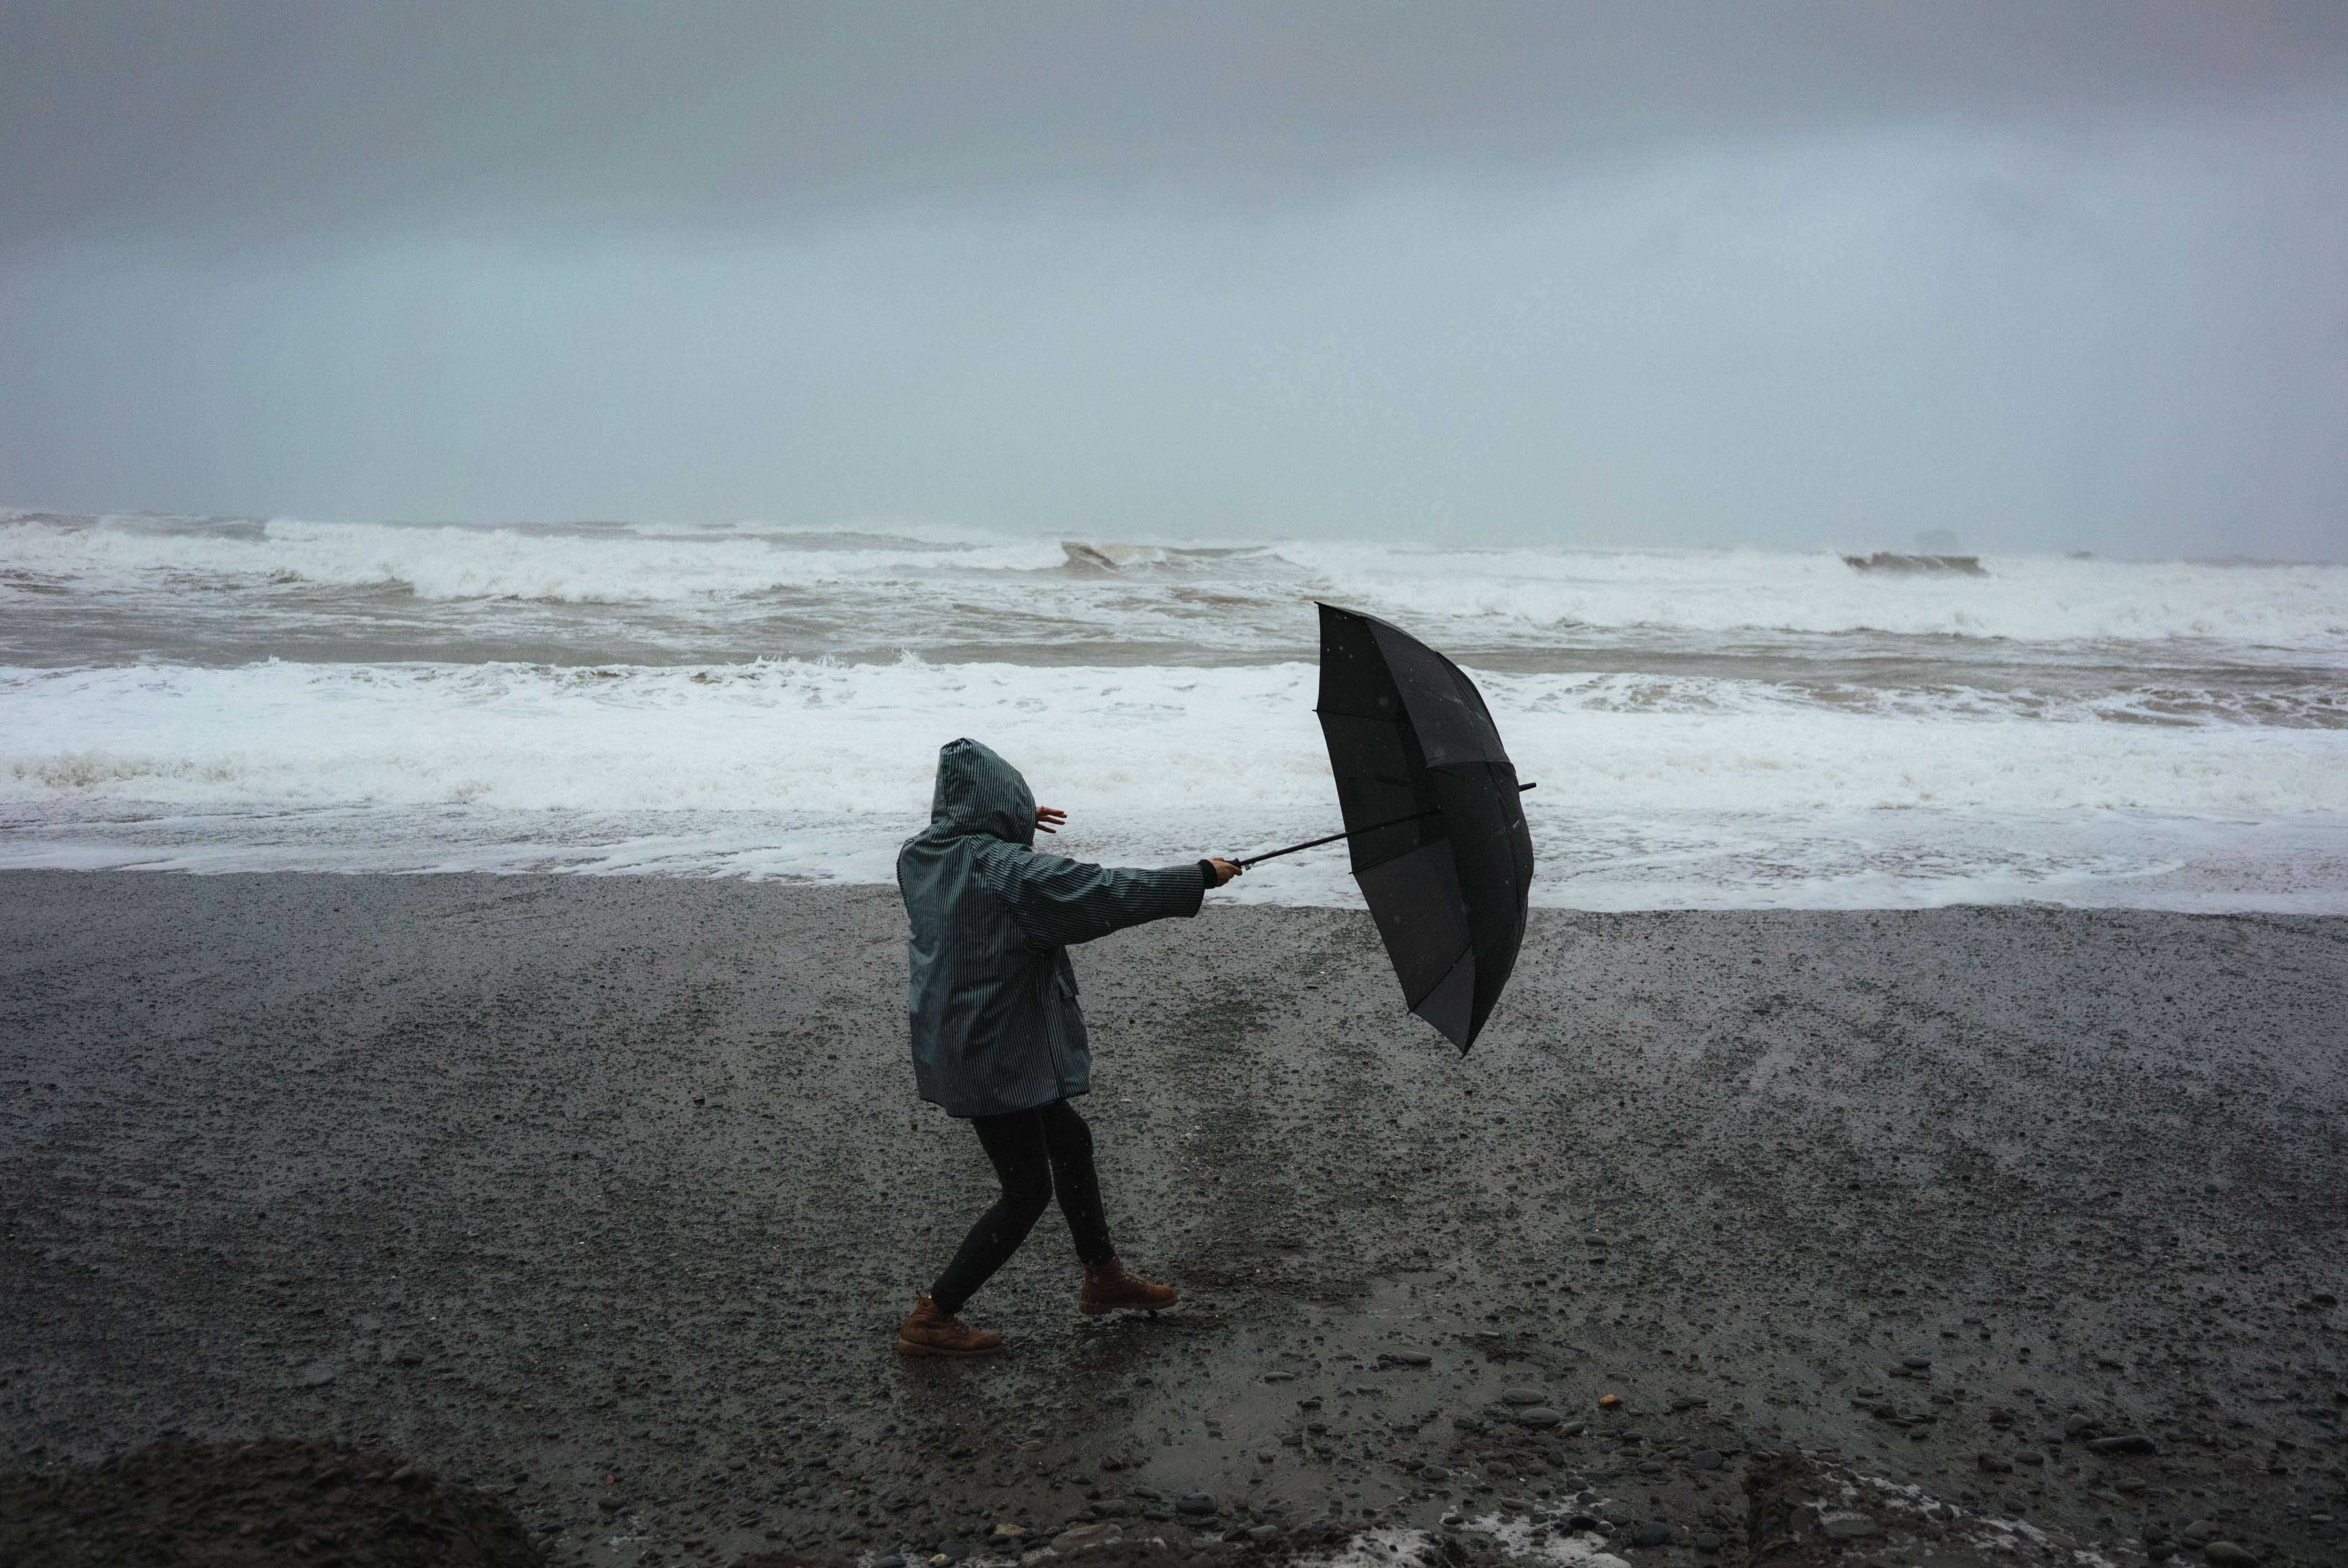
1312, 602, 1534, 1051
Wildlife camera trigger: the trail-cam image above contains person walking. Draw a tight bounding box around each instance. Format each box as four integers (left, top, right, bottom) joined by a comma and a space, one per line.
894, 738, 1242, 1358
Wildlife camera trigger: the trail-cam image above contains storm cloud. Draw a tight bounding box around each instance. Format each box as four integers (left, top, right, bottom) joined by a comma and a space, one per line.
3, 2, 2344, 554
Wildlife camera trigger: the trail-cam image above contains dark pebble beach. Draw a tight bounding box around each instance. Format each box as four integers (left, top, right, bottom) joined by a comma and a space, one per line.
2, 872, 2342, 1567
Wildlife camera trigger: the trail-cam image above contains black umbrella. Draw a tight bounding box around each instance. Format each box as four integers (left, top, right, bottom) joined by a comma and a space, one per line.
1239, 603, 1535, 1051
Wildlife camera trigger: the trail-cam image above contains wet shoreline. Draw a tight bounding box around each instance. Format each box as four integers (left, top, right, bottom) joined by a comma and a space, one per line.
2, 873, 2341, 1565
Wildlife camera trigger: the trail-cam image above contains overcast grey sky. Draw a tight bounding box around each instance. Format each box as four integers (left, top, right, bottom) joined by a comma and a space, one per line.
3, 2, 2344, 556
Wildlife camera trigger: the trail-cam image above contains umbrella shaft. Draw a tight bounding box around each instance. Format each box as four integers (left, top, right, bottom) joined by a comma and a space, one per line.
1235, 782, 1534, 868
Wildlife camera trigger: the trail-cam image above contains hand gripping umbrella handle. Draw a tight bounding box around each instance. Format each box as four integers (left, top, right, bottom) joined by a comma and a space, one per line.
1234, 782, 1535, 869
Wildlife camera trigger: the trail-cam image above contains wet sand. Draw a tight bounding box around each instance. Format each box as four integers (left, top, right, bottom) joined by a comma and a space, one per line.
2, 873, 2342, 1566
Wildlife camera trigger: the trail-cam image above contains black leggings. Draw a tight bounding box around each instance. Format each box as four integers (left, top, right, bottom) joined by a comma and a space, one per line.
929, 1098, 1114, 1314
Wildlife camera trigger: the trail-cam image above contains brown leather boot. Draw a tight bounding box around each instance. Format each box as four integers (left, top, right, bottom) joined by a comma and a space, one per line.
895, 1294, 1004, 1358
1078, 1256, 1179, 1316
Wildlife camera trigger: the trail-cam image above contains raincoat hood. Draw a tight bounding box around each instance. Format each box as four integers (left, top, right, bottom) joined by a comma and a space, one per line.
926, 738, 1036, 847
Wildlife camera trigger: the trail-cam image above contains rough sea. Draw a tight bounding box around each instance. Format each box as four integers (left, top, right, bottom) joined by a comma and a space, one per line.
3, 508, 2344, 910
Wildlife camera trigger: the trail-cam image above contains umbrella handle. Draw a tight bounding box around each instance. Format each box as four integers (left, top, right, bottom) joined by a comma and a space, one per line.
1234, 782, 1535, 869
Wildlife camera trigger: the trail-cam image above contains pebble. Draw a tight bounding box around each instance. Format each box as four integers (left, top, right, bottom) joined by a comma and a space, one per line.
2088, 1434, 2157, 1455
1381, 1349, 1433, 1366
1902, 1355, 1931, 1370
1693, 1532, 1722, 1553
1418, 1466, 1450, 1484
1176, 1493, 1217, 1516
875, 1557, 906, 1568
1517, 1407, 1563, 1428
2202, 1545, 2258, 1566
296, 1361, 338, 1387
1501, 1387, 1543, 1405
1689, 1449, 1723, 1470
1049, 1523, 1121, 1554
1631, 1523, 1671, 1547
2182, 1521, 2217, 1545
939, 1540, 970, 1562
1822, 1517, 1880, 1539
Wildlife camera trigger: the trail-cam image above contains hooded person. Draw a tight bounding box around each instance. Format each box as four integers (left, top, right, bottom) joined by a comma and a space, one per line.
893, 737, 1241, 1356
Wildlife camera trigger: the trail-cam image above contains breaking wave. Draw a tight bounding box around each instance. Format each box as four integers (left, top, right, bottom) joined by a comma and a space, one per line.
4, 508, 2343, 907
4, 511, 2344, 652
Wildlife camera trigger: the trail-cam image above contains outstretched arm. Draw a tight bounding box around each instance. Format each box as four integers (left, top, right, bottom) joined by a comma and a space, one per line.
1034, 806, 1236, 885
976, 842, 1239, 949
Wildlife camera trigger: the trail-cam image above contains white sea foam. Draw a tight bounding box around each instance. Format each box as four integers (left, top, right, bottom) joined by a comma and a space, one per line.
5, 509, 2343, 907
5, 658, 2343, 818
2, 657, 2344, 909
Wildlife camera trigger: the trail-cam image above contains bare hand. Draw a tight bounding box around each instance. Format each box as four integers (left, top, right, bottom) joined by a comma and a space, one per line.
1206, 857, 1243, 886
1035, 806, 1067, 835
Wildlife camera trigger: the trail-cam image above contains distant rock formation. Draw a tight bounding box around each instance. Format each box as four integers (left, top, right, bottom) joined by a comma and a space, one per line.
1841, 552, 1986, 576
1061, 541, 1167, 569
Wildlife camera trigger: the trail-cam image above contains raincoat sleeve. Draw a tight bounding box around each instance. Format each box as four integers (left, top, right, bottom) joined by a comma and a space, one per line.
970, 842, 1208, 951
